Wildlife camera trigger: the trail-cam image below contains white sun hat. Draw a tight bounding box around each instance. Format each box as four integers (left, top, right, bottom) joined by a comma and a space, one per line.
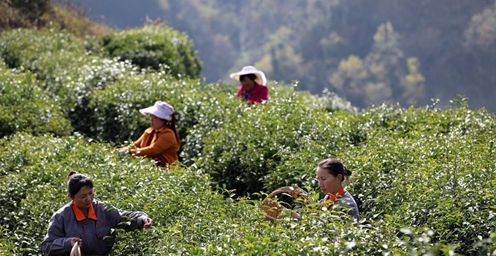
229, 65, 267, 86
139, 101, 174, 121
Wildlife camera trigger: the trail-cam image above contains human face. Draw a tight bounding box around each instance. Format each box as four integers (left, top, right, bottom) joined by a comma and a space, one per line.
240, 76, 256, 92
149, 114, 166, 129
316, 167, 342, 195
71, 186, 94, 210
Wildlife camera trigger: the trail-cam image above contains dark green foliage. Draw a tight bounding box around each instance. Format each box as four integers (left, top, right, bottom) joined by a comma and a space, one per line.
102, 25, 202, 78
0, 28, 146, 138
0, 29, 101, 125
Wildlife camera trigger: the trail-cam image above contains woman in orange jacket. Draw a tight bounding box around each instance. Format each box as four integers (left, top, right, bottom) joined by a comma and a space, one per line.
120, 101, 180, 167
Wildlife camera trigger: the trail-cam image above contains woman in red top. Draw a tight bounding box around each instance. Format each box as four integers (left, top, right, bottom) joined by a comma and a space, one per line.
230, 66, 269, 104
120, 101, 180, 167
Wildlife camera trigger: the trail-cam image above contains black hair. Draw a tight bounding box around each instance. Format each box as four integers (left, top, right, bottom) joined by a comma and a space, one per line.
318, 158, 352, 182
162, 113, 180, 145
67, 172, 94, 197
240, 73, 257, 82
67, 171, 77, 180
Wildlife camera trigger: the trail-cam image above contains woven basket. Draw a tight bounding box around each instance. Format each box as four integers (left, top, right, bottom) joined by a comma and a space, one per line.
261, 186, 311, 221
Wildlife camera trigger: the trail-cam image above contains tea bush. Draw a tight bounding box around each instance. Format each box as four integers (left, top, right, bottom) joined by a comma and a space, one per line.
326, 102, 496, 254
188, 94, 496, 254
56, 57, 141, 137
102, 25, 202, 78
190, 85, 364, 197
0, 27, 204, 141
1, 83, 496, 255
304, 87, 358, 113
87, 70, 202, 142
0, 28, 118, 135
0, 133, 464, 255
0, 65, 71, 138
0, 28, 86, 72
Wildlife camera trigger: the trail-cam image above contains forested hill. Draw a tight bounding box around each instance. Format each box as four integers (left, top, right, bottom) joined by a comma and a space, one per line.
72, 0, 496, 112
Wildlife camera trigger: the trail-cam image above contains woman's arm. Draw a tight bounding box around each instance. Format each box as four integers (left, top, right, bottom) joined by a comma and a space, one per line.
41, 214, 79, 256
130, 129, 176, 158
105, 203, 152, 231
257, 85, 269, 102
133, 131, 146, 148
118, 131, 145, 155
236, 86, 244, 98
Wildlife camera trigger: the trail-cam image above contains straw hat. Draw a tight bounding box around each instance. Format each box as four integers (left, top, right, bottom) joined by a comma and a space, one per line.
139, 101, 174, 121
229, 66, 267, 86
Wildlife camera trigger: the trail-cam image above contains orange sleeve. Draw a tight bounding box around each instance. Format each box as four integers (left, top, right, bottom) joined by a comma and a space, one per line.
133, 132, 146, 148
131, 130, 176, 158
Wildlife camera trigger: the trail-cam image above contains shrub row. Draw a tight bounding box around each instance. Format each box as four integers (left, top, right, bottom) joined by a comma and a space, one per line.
0, 133, 474, 255
0, 27, 203, 141
185, 96, 496, 254
102, 25, 202, 78
0, 64, 71, 137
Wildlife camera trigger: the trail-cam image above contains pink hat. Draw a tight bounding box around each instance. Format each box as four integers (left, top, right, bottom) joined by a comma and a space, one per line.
139, 101, 174, 121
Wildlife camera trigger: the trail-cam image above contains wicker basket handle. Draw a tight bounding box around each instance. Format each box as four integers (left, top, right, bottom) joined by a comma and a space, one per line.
261, 186, 311, 221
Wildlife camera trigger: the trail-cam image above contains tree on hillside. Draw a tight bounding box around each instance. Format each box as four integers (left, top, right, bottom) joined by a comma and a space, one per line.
251, 0, 344, 91
75, 0, 496, 111
330, 23, 425, 107
464, 1, 496, 108
0, 0, 51, 30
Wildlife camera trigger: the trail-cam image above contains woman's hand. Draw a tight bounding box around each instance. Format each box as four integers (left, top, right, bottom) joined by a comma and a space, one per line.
118, 147, 129, 157
142, 217, 153, 229
288, 185, 304, 198
290, 211, 301, 221
70, 237, 82, 247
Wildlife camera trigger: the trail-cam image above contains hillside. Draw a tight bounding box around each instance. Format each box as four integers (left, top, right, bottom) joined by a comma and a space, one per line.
0, 0, 110, 37
1, 2, 496, 255
73, 0, 496, 113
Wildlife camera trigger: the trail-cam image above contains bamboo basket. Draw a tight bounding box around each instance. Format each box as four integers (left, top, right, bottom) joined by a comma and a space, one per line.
260, 186, 311, 221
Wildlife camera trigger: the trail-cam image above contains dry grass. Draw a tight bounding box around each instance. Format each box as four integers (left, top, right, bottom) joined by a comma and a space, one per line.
0, 0, 112, 38
45, 3, 112, 38
0, 1, 30, 32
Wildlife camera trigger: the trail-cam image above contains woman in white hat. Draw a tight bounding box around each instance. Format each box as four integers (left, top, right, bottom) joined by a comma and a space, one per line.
119, 101, 180, 167
229, 65, 269, 103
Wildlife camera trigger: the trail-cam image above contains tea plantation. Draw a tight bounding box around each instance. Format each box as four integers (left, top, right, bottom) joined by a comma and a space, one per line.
1, 26, 496, 255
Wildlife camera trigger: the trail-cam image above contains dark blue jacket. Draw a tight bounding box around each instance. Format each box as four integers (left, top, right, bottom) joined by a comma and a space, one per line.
41, 200, 148, 256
